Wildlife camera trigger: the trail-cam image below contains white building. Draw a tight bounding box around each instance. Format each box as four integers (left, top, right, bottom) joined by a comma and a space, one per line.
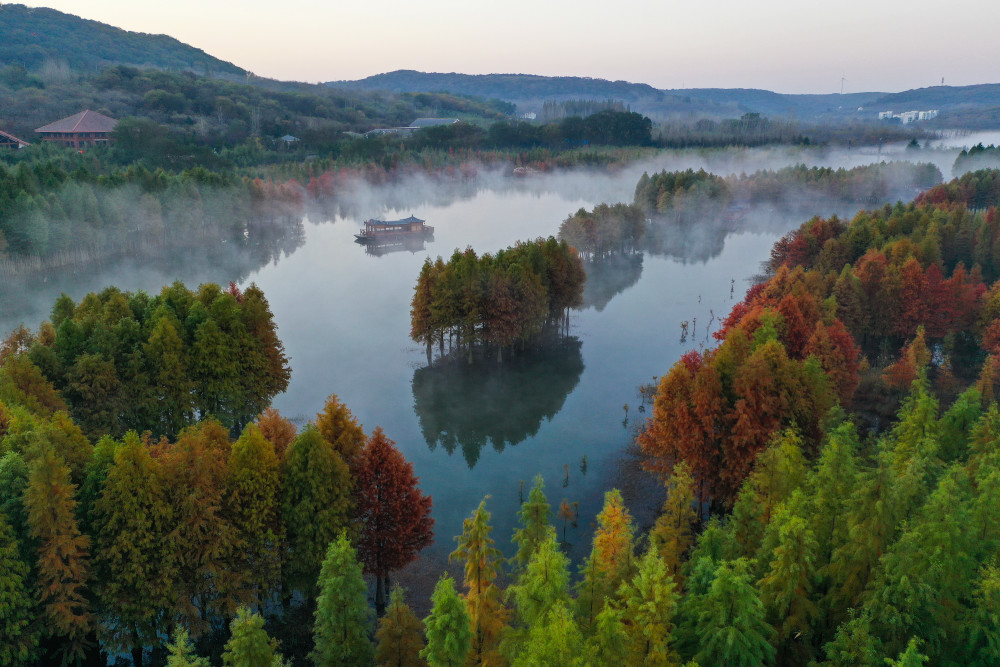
878, 109, 939, 124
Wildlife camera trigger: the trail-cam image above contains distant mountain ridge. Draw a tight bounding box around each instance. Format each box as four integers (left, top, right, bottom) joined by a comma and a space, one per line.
0, 4, 242, 75
330, 70, 1000, 123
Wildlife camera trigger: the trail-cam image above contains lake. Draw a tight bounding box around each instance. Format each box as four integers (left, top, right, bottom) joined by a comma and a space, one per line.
0, 141, 973, 565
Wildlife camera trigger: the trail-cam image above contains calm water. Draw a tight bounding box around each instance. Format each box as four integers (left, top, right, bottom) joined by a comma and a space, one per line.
0, 142, 972, 561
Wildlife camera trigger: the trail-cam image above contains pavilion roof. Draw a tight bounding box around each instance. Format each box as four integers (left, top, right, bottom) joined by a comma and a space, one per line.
0, 129, 30, 146
35, 110, 118, 134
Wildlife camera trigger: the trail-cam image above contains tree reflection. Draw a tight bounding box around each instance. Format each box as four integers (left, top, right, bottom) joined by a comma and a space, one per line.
411, 337, 584, 468
581, 254, 644, 312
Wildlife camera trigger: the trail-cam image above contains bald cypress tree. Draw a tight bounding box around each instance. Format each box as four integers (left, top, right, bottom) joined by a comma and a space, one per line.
0, 510, 39, 665
355, 427, 433, 614
24, 447, 92, 663
511, 601, 584, 667
311, 532, 374, 666
375, 586, 426, 667
315, 394, 366, 469
226, 423, 282, 609
92, 434, 174, 666
282, 424, 353, 596
577, 489, 635, 631
511, 475, 551, 569
450, 498, 507, 666
619, 547, 679, 666
222, 607, 277, 667
421, 574, 471, 667
694, 559, 774, 667
650, 462, 698, 583
165, 627, 210, 667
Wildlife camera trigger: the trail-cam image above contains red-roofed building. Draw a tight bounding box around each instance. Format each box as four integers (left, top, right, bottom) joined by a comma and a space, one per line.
35, 110, 117, 148
0, 129, 30, 150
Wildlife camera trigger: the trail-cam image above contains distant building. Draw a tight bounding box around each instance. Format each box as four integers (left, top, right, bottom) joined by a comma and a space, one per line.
364, 127, 415, 138
279, 134, 299, 144
363, 118, 461, 138
409, 118, 460, 128
878, 109, 938, 124
35, 110, 117, 148
518, 112, 537, 120
0, 129, 30, 149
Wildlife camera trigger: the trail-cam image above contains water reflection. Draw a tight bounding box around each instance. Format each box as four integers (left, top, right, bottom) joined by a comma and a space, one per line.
0, 215, 305, 329
411, 337, 584, 467
582, 254, 644, 311
362, 236, 432, 257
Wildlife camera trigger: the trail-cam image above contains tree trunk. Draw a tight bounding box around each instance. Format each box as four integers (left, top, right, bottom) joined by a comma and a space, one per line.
375, 574, 387, 616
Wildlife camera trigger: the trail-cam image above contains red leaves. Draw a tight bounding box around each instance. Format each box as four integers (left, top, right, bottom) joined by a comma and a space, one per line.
354, 428, 434, 578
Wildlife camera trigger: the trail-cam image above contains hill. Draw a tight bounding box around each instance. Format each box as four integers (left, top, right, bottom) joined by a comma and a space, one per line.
331, 70, 1000, 127
0, 3, 242, 75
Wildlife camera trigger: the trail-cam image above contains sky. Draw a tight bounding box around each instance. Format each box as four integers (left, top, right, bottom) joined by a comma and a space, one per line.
19, 0, 1000, 94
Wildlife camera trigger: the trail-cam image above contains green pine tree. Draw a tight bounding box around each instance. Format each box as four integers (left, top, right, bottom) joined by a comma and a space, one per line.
0, 510, 39, 665
282, 424, 353, 596
512, 475, 552, 569
694, 559, 775, 667
583, 604, 628, 665
222, 607, 277, 667
511, 601, 584, 667
165, 626, 210, 667
311, 532, 374, 666
421, 574, 471, 667
618, 546, 679, 666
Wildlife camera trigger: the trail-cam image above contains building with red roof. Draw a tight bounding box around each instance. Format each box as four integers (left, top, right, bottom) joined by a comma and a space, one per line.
0, 129, 30, 150
35, 109, 117, 148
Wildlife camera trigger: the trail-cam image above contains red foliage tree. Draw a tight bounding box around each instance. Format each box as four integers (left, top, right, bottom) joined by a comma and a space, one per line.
354, 427, 434, 613
804, 320, 861, 404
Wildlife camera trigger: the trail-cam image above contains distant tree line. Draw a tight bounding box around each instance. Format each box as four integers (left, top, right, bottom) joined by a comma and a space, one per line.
952, 143, 1000, 178
410, 238, 586, 363
555, 162, 944, 261
0, 152, 303, 263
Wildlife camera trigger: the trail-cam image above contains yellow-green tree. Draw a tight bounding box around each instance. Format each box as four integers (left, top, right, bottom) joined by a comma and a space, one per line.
650, 462, 697, 583
450, 498, 508, 666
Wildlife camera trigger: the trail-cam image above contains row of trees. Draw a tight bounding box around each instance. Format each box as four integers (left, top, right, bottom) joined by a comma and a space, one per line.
154, 394, 989, 667
0, 374, 433, 664
633, 162, 943, 219
0, 155, 304, 259
410, 238, 586, 363
627, 169, 1000, 664
643, 171, 1000, 505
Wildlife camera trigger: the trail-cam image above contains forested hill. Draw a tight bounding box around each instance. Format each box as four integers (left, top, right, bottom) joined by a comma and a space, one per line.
0, 4, 242, 75
332, 70, 1000, 125
329, 70, 886, 119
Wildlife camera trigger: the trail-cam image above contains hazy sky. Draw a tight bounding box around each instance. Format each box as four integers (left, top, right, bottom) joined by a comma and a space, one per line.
22, 0, 1000, 93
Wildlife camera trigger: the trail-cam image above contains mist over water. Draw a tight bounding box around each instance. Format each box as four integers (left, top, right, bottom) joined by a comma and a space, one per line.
0, 138, 983, 562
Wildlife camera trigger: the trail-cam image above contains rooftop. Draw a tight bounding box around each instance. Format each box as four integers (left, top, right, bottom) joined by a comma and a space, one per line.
0, 129, 30, 147
366, 215, 425, 225
35, 109, 118, 134
410, 118, 460, 128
